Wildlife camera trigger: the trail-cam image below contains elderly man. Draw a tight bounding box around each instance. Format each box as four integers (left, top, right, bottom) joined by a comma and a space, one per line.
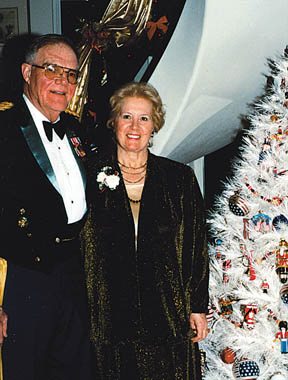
0, 32, 92, 378
0, 33, 88, 312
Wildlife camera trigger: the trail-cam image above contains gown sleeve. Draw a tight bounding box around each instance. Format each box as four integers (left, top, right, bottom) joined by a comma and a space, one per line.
182, 166, 209, 314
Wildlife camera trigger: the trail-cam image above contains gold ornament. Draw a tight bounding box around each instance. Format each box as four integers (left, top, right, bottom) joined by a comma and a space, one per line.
270, 114, 279, 122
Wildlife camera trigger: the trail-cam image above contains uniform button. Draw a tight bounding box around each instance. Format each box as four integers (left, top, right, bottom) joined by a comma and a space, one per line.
27, 233, 32, 238
55, 237, 61, 243
19, 208, 26, 215
34, 256, 41, 263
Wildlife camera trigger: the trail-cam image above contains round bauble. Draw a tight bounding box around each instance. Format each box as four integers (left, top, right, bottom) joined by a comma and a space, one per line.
220, 347, 236, 364
272, 214, 288, 230
229, 192, 250, 216
269, 374, 286, 380
232, 359, 260, 379
280, 284, 288, 305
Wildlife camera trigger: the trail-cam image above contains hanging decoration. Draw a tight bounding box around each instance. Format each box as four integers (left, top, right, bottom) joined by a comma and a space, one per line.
66, 0, 153, 120
146, 15, 168, 40
275, 239, 288, 284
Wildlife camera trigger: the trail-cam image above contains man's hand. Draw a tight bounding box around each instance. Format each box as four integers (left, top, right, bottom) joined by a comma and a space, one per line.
0, 307, 8, 345
189, 313, 208, 343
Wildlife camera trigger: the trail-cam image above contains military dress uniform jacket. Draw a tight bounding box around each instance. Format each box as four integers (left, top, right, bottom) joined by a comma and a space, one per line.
0, 97, 87, 272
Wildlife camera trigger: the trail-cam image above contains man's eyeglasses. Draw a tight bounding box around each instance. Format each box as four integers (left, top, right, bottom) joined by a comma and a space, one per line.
31, 63, 79, 84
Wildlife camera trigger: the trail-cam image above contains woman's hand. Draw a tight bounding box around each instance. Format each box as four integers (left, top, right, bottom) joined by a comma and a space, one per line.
189, 313, 208, 343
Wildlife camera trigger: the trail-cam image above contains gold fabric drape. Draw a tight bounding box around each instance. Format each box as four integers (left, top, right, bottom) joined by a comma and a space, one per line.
66, 0, 153, 121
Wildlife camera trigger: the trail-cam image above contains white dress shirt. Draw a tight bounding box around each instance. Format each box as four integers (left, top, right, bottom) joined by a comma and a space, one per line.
23, 95, 87, 224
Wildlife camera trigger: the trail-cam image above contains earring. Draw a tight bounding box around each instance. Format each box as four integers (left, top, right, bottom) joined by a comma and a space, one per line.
148, 131, 155, 148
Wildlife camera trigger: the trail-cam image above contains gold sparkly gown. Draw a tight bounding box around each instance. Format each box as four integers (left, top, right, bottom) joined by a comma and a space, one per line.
81, 147, 209, 380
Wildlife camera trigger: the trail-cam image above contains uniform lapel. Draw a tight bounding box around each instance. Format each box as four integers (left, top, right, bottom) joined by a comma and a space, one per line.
20, 115, 60, 193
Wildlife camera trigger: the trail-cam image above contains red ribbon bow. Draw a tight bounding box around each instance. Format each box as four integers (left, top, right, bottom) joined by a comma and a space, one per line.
146, 16, 168, 40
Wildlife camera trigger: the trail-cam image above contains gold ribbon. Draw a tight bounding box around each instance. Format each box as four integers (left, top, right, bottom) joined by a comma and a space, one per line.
67, 0, 153, 121
0, 258, 7, 380
146, 15, 168, 40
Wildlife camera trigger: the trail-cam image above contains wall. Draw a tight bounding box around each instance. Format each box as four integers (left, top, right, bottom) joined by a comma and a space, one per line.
29, 0, 61, 35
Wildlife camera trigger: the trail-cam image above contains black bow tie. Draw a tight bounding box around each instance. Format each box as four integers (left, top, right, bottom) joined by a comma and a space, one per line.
43, 119, 66, 142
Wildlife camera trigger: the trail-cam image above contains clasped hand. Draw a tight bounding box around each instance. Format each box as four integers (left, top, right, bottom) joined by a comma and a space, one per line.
189, 313, 209, 343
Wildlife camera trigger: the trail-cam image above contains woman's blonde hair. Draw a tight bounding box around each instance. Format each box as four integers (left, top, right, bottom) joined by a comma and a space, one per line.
107, 82, 165, 133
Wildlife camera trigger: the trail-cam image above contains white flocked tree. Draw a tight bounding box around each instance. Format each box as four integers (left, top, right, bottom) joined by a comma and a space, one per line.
200, 49, 288, 380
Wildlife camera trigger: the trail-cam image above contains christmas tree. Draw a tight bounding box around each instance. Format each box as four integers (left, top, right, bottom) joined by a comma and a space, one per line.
200, 50, 288, 380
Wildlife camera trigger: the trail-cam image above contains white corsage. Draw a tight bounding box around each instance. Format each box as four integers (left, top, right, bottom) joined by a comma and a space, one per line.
97, 166, 120, 191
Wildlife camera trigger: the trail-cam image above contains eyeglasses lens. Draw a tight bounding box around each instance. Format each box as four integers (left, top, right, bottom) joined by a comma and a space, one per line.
44, 65, 78, 84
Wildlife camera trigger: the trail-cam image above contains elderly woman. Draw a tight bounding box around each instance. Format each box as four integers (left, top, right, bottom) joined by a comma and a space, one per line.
82, 82, 209, 379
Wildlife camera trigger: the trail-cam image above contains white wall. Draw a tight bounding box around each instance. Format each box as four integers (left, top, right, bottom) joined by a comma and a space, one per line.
149, 0, 288, 163
29, 0, 61, 35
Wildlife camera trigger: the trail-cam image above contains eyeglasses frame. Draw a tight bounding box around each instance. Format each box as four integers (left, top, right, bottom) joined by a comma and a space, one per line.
30, 63, 79, 84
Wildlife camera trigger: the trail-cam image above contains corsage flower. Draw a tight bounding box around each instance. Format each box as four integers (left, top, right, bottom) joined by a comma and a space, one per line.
97, 166, 120, 191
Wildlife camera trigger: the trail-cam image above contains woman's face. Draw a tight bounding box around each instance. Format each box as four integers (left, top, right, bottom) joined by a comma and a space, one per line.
115, 96, 154, 155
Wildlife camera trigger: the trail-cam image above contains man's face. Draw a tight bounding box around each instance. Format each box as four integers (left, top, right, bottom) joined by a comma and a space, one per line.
21, 43, 78, 122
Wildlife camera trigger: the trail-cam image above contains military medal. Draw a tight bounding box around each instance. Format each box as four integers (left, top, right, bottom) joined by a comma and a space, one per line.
70, 136, 86, 158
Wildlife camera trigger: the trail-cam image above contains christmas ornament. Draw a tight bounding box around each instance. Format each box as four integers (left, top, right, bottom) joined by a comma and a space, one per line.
272, 214, 288, 230
215, 238, 223, 260
206, 303, 216, 327
245, 183, 285, 205
258, 136, 271, 164
267, 308, 279, 323
275, 239, 288, 284
222, 257, 231, 283
146, 15, 168, 40
270, 114, 279, 122
280, 284, 288, 304
243, 218, 250, 239
261, 279, 270, 293
219, 298, 234, 315
241, 245, 256, 281
229, 191, 250, 216
232, 359, 260, 379
242, 303, 258, 330
269, 373, 287, 380
275, 321, 288, 354
251, 212, 271, 232
220, 347, 236, 364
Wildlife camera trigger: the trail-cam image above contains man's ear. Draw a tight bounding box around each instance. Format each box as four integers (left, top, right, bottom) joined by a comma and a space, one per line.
21, 63, 32, 84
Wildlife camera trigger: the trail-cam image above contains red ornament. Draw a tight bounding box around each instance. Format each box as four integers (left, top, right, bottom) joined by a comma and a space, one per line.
242, 303, 258, 330
220, 347, 236, 364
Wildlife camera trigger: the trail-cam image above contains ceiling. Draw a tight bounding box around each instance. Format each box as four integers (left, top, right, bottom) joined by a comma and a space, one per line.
145, 0, 288, 164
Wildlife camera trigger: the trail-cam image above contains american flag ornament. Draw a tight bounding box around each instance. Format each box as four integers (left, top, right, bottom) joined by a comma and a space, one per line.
232, 359, 260, 379
229, 191, 250, 216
